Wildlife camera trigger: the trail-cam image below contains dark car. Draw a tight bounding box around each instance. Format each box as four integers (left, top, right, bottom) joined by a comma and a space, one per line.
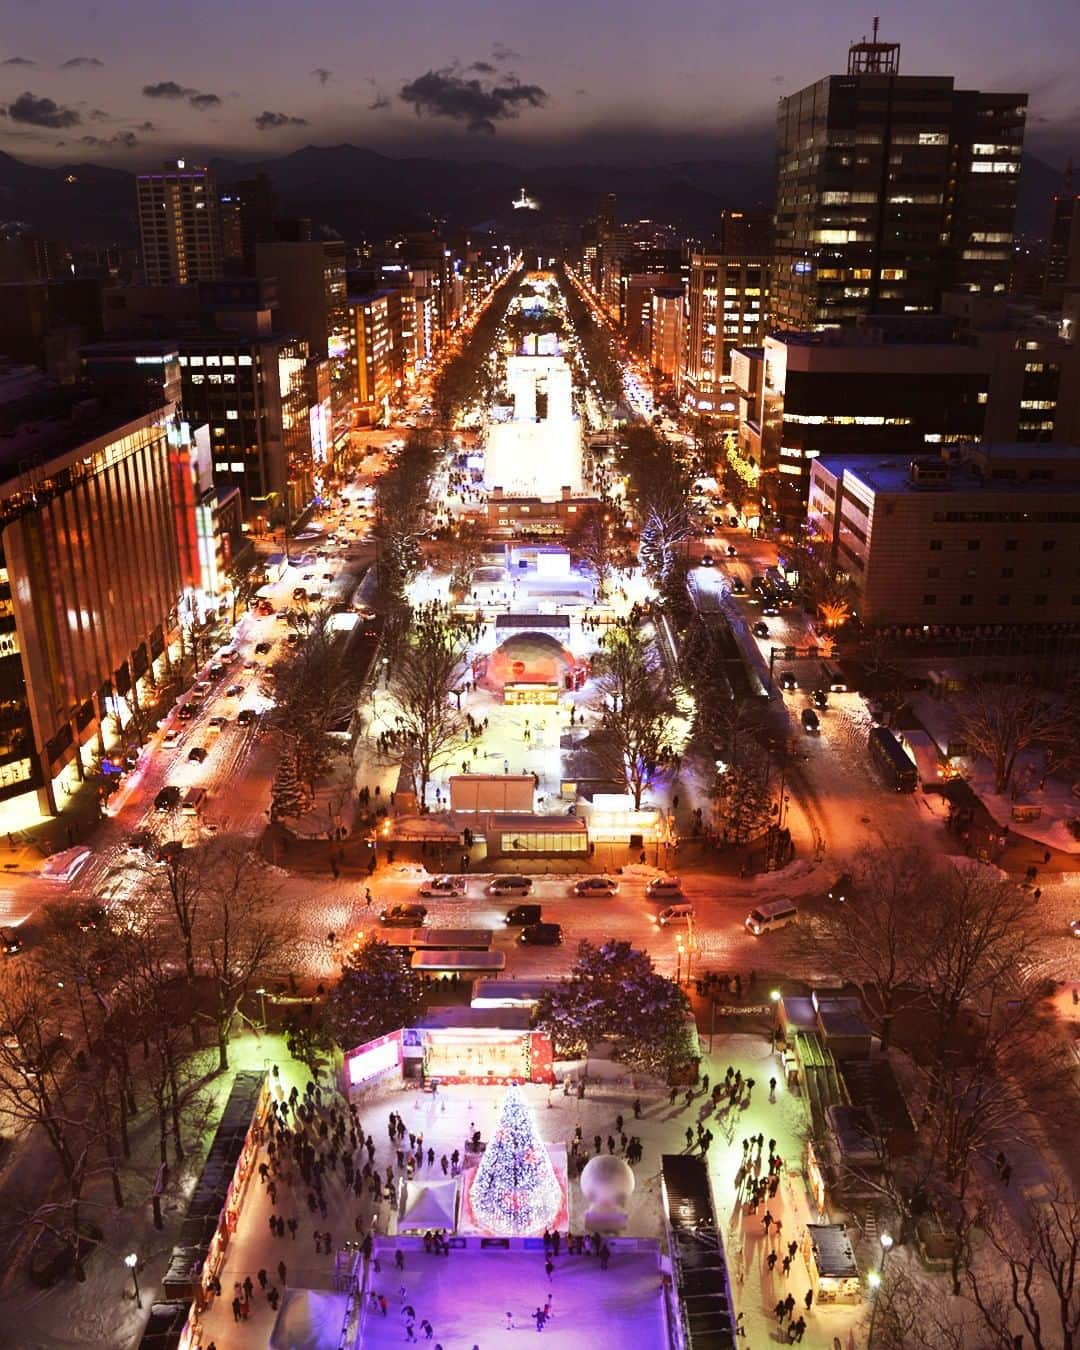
286, 632, 302, 644
828, 872, 853, 904
154, 785, 182, 811
731, 577, 747, 594
187, 746, 208, 763
699, 554, 715, 567
225, 684, 243, 697
156, 839, 185, 865
380, 903, 428, 928
75, 904, 106, 932
726, 544, 737, 557
801, 707, 820, 734
752, 621, 769, 638
504, 903, 542, 926
812, 688, 828, 710
177, 703, 200, 721
779, 671, 797, 691
254, 642, 272, 655
236, 708, 257, 725
519, 922, 562, 946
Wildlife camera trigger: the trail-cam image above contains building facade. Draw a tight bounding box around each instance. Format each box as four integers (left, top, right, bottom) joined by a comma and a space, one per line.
0, 401, 186, 820
137, 160, 223, 286
684, 251, 770, 418
808, 445, 1080, 626
773, 32, 1026, 329
650, 287, 685, 394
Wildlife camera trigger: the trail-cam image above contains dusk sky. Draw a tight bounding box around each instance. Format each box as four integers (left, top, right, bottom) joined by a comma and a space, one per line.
1, 0, 1078, 168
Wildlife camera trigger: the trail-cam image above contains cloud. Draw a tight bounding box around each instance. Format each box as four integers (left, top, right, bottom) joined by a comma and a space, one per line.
61, 56, 104, 69
136, 120, 157, 132
369, 92, 391, 112
491, 43, 520, 63
1, 57, 35, 68
88, 108, 110, 121
142, 80, 221, 110
254, 109, 308, 130
399, 64, 548, 135
470, 61, 496, 75
80, 130, 138, 150
5, 91, 81, 128
311, 68, 331, 85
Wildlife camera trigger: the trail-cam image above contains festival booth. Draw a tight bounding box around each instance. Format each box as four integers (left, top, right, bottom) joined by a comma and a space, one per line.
403, 1006, 555, 1084
268, 1289, 351, 1350
803, 1223, 861, 1304
343, 1029, 403, 1093
399, 1178, 460, 1234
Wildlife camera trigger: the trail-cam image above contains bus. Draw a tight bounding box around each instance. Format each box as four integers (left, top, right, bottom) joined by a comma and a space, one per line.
868, 726, 918, 793
820, 661, 848, 692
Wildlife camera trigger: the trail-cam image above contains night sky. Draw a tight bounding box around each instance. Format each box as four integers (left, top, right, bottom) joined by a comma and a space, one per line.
1, 0, 1077, 167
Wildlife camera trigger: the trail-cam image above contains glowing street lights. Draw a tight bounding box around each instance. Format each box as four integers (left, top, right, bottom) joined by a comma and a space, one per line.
125, 1252, 141, 1307
674, 932, 685, 985
866, 1231, 894, 1346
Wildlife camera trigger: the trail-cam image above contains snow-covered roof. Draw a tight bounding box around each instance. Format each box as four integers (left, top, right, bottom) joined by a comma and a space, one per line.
268, 1288, 350, 1350
399, 1178, 459, 1232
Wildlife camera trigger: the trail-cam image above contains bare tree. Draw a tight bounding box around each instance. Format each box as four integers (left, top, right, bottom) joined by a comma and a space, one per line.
567, 502, 630, 602
590, 623, 676, 809
202, 845, 292, 1072
384, 610, 471, 807
810, 844, 929, 1051
868, 1268, 971, 1350
967, 1178, 1080, 1350
958, 680, 1065, 794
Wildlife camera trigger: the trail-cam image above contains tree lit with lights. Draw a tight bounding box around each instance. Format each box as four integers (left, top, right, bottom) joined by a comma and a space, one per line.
468, 1085, 561, 1236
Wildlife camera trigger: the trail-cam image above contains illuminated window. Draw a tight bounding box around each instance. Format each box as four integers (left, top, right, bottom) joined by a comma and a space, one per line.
971, 161, 1019, 174
918, 131, 948, 146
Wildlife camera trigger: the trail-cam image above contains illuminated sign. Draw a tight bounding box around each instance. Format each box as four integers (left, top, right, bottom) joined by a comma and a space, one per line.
346, 1029, 402, 1087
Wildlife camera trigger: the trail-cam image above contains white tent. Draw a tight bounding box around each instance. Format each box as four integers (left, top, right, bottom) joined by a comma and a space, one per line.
399, 1177, 459, 1232
268, 1288, 350, 1350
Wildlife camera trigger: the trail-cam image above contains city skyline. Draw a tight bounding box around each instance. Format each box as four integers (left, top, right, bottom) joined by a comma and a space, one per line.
0, 0, 1078, 168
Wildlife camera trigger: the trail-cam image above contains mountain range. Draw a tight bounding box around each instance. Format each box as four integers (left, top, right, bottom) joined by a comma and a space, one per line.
0, 143, 1064, 248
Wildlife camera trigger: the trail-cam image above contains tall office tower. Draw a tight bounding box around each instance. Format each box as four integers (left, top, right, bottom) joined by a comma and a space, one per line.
1043, 172, 1080, 308
219, 173, 278, 273
773, 23, 1026, 329
683, 248, 770, 419
137, 160, 223, 285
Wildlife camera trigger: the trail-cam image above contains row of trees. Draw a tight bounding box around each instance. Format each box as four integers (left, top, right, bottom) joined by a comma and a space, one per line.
556, 267, 624, 406
269, 611, 365, 821
809, 845, 1075, 1321
0, 841, 292, 1276
431, 270, 523, 432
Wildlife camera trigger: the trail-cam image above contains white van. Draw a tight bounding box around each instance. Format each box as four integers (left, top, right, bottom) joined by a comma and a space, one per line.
656, 903, 695, 928
181, 786, 208, 816
744, 898, 798, 936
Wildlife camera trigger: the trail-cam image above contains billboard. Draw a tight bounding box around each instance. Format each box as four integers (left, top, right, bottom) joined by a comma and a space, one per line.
344, 1029, 402, 1089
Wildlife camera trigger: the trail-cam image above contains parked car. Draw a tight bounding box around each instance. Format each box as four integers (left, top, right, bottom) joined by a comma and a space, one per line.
154, 785, 182, 811
572, 876, 618, 896
225, 684, 244, 697
418, 876, 466, 898
177, 703, 200, 721
236, 708, 257, 725
187, 746, 209, 763
646, 876, 683, 899
752, 621, 769, 638
208, 715, 228, 729
162, 728, 181, 748
254, 642, 272, 655
380, 903, 427, 927
801, 708, 820, 734
519, 922, 562, 946
156, 840, 185, 865
489, 875, 533, 896
828, 872, 853, 904
504, 903, 542, 926
0, 926, 23, 956
208, 663, 225, 678
779, 671, 797, 691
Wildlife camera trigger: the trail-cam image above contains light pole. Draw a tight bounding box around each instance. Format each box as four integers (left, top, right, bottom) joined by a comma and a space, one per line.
125, 1252, 141, 1307
256, 986, 267, 1029
866, 1232, 893, 1347
674, 933, 685, 986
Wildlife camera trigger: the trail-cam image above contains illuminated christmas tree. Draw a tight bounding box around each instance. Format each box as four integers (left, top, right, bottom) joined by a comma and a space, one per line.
468, 1084, 561, 1236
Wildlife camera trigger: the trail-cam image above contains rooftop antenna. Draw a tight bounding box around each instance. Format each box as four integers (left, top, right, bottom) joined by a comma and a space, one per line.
848, 16, 901, 76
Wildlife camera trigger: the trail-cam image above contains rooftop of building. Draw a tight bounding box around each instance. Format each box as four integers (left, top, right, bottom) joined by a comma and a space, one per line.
816, 443, 1080, 497
0, 394, 167, 488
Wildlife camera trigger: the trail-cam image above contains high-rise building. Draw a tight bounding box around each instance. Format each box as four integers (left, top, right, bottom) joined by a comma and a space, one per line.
255, 240, 352, 449
219, 172, 278, 273
773, 25, 1026, 329
137, 160, 223, 285
1043, 183, 1080, 308
348, 291, 395, 425
683, 250, 771, 418
650, 287, 685, 394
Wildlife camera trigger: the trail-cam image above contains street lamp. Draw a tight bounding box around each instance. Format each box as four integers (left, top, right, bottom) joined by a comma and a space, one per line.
866, 1232, 893, 1346
674, 933, 685, 986
256, 986, 267, 1029
125, 1252, 141, 1307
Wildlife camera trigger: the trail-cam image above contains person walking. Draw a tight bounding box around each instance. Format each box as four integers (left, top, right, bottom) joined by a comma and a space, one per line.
257, 1268, 268, 1290
775, 1298, 787, 1325
782, 1254, 791, 1277
278, 1259, 287, 1285
763, 1210, 773, 1235
545, 1257, 554, 1280
231, 1297, 242, 1323
767, 1251, 778, 1272
243, 1275, 254, 1302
